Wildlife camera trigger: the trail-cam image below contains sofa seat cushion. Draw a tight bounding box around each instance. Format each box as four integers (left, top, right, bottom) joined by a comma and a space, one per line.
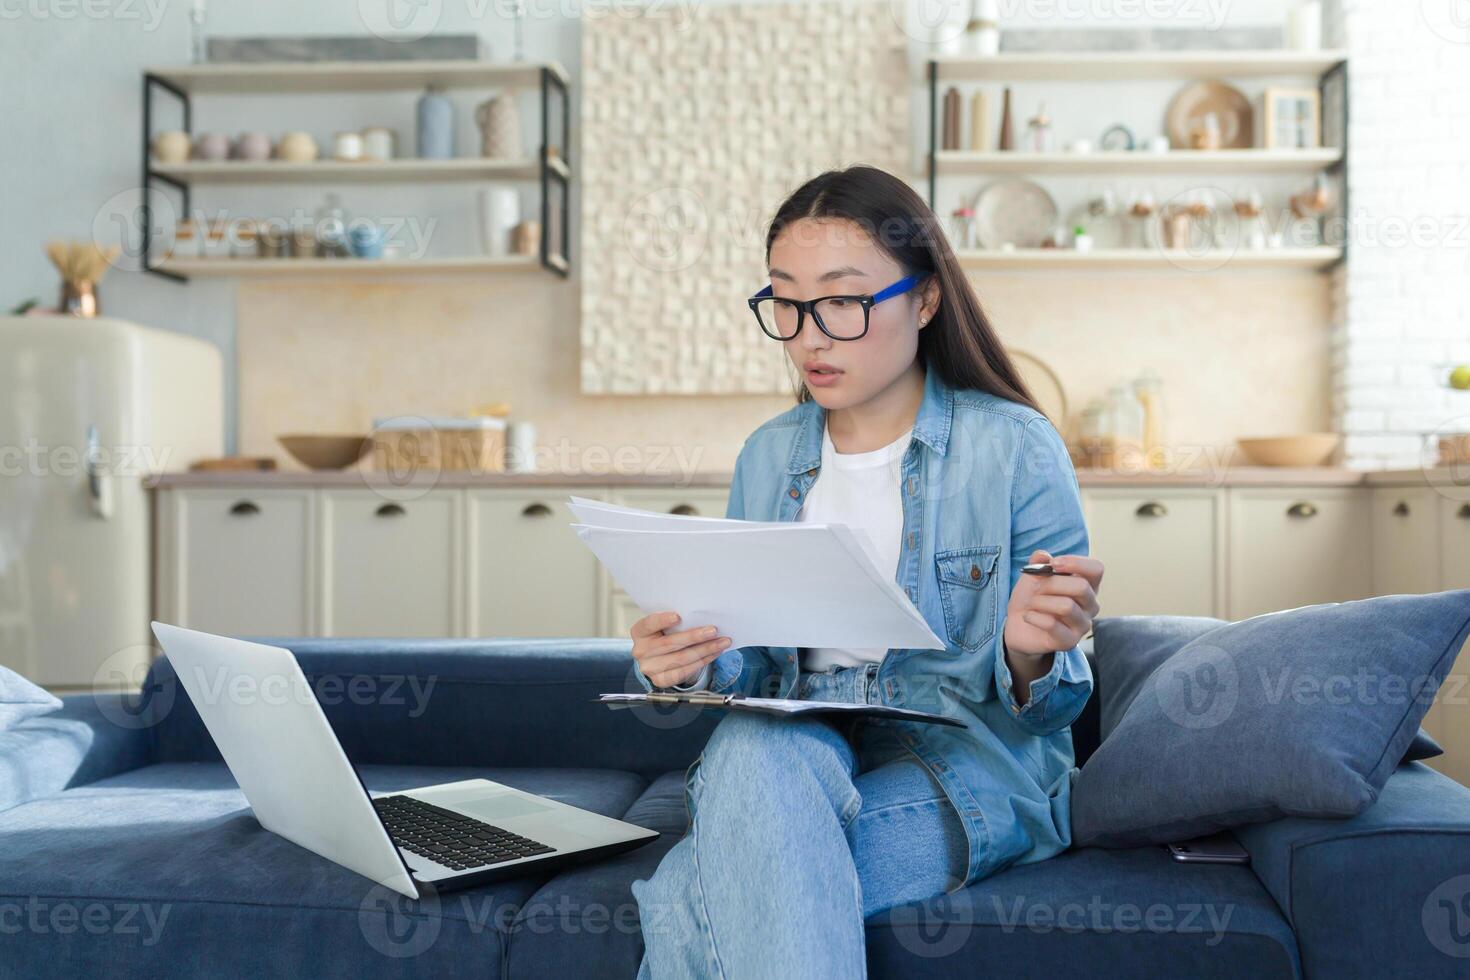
865, 843, 1302, 979
505, 771, 688, 978
506, 771, 1301, 980
0, 762, 648, 980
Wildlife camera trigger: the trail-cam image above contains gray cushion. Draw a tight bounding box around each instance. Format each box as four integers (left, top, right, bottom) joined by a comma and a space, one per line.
0, 666, 61, 729
1093, 614, 1443, 761
1072, 590, 1470, 847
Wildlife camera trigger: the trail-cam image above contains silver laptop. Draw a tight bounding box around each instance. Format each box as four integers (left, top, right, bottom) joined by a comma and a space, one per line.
151, 623, 659, 899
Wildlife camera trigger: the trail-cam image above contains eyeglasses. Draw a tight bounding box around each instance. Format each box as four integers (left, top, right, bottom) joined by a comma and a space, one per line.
747, 274, 925, 342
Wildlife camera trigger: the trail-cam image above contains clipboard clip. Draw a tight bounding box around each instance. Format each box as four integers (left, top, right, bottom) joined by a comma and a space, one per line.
645, 691, 735, 707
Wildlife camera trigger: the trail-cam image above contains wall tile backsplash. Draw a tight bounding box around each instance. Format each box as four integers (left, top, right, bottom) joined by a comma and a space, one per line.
578, 0, 909, 395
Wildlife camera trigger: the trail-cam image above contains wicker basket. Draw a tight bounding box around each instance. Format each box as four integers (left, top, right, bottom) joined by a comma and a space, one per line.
370, 418, 506, 473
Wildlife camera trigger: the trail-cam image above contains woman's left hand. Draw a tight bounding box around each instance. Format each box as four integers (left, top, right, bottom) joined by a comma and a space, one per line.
1003, 550, 1105, 658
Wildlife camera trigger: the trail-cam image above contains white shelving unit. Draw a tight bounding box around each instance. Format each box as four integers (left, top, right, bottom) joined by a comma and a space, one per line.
925, 49, 1350, 274
151, 157, 569, 185
954, 246, 1342, 271
154, 255, 557, 278
931, 148, 1342, 177
931, 50, 1347, 82
145, 60, 567, 94
141, 59, 572, 281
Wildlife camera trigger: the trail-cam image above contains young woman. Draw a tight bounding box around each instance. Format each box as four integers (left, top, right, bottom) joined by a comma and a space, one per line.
627, 165, 1104, 978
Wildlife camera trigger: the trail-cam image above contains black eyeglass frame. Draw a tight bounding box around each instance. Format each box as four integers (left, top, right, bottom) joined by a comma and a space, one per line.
746, 274, 925, 342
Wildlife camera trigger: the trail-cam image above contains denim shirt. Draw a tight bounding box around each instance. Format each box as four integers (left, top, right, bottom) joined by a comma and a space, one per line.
637, 366, 1093, 887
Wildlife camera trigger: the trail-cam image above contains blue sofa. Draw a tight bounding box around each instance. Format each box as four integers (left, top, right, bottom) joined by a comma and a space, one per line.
3, 637, 1469, 978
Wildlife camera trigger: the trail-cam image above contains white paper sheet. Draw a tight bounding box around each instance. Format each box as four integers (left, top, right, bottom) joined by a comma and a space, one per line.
569, 499, 945, 652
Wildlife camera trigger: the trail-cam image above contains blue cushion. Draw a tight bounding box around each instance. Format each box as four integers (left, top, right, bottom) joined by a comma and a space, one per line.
139, 637, 719, 780
865, 842, 1300, 978
1072, 590, 1470, 847
0, 665, 61, 729
0, 761, 649, 979
1093, 614, 1443, 761
1234, 762, 1470, 978
506, 771, 1300, 980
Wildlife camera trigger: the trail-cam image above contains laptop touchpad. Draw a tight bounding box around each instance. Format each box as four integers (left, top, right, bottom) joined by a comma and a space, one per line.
444, 792, 555, 823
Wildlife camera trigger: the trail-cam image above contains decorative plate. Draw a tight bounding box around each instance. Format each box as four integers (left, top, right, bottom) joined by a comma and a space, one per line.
973, 179, 1058, 250
1166, 81, 1253, 149
1009, 349, 1068, 432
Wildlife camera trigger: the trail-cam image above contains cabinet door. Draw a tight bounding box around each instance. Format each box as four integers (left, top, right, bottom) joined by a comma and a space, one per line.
605, 590, 646, 641
321, 490, 460, 637
1370, 487, 1441, 596
162, 488, 315, 635
468, 488, 605, 638
1426, 496, 1470, 786
1227, 488, 1371, 620
601, 488, 733, 636
1082, 488, 1224, 618
609, 487, 732, 519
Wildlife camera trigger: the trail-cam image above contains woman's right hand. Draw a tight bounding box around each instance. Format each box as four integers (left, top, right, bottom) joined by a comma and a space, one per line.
630, 611, 731, 688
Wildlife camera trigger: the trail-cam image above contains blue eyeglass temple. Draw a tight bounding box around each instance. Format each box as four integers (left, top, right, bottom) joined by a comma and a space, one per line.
751, 274, 923, 303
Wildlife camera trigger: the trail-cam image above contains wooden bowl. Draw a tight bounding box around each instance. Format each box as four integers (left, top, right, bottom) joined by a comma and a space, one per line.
277, 434, 370, 471
1236, 433, 1341, 467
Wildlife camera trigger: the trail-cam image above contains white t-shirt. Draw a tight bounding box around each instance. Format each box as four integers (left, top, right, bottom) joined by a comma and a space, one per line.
796, 420, 913, 672
669, 418, 912, 691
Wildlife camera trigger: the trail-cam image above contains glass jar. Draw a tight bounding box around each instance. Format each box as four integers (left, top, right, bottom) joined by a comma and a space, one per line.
1106, 384, 1145, 472
1132, 370, 1165, 470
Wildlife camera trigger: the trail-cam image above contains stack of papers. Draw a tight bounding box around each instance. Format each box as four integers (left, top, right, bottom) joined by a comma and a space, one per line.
567, 496, 945, 652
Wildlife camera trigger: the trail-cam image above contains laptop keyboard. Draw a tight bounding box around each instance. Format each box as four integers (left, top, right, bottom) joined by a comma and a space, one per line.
373, 795, 556, 871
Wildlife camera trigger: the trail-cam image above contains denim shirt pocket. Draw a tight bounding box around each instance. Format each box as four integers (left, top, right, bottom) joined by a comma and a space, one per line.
934, 545, 1003, 652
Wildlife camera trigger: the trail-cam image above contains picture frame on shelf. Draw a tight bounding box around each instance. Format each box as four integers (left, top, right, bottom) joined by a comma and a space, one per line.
1257, 87, 1321, 149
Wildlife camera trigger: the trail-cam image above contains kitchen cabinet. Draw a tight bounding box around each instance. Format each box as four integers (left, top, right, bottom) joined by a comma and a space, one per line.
156, 487, 315, 635
1226, 488, 1371, 620
1425, 495, 1470, 780
153, 473, 1470, 787
466, 488, 604, 638
321, 490, 460, 637
1082, 488, 1224, 617
1370, 488, 1442, 596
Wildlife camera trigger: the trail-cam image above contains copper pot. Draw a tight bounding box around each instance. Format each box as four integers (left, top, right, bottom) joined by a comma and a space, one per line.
60, 280, 98, 317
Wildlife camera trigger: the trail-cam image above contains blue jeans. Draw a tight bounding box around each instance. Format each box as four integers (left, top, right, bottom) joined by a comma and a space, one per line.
632, 663, 968, 979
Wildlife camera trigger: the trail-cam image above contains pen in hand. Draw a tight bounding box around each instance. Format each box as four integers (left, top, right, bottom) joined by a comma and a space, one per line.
1021, 562, 1075, 576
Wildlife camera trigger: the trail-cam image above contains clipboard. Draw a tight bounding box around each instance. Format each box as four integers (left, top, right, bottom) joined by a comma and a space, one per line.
597, 692, 966, 728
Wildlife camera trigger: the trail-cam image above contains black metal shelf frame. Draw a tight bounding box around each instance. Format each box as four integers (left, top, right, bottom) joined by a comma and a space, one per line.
140, 65, 574, 281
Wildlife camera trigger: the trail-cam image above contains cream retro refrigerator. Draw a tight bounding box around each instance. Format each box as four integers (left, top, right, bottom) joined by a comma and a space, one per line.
0, 317, 222, 689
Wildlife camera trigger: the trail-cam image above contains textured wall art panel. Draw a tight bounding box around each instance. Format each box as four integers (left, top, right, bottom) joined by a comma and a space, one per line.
580, 1, 909, 394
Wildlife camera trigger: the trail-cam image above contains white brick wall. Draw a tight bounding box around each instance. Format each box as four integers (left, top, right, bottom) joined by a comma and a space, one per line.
1326, 0, 1470, 470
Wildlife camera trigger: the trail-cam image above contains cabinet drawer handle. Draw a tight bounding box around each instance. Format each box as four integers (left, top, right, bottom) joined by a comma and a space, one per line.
1287, 502, 1318, 518
229, 501, 260, 517
1392, 500, 1410, 517
522, 503, 553, 518
1459, 503, 1470, 520
375, 503, 406, 518
670, 503, 699, 516
1135, 501, 1168, 518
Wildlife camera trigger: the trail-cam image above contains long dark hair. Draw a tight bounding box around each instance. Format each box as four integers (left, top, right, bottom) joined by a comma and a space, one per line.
765, 165, 1041, 415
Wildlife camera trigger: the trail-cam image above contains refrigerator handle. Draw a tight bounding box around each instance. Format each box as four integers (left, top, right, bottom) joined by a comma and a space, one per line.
85, 424, 114, 519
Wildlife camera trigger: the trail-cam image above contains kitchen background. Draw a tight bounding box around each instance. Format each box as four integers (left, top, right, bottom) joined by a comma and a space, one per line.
4, 1, 1470, 779
9, 0, 1464, 475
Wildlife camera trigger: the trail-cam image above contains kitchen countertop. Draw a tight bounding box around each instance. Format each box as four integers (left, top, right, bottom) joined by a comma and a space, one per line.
145, 466, 1467, 489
